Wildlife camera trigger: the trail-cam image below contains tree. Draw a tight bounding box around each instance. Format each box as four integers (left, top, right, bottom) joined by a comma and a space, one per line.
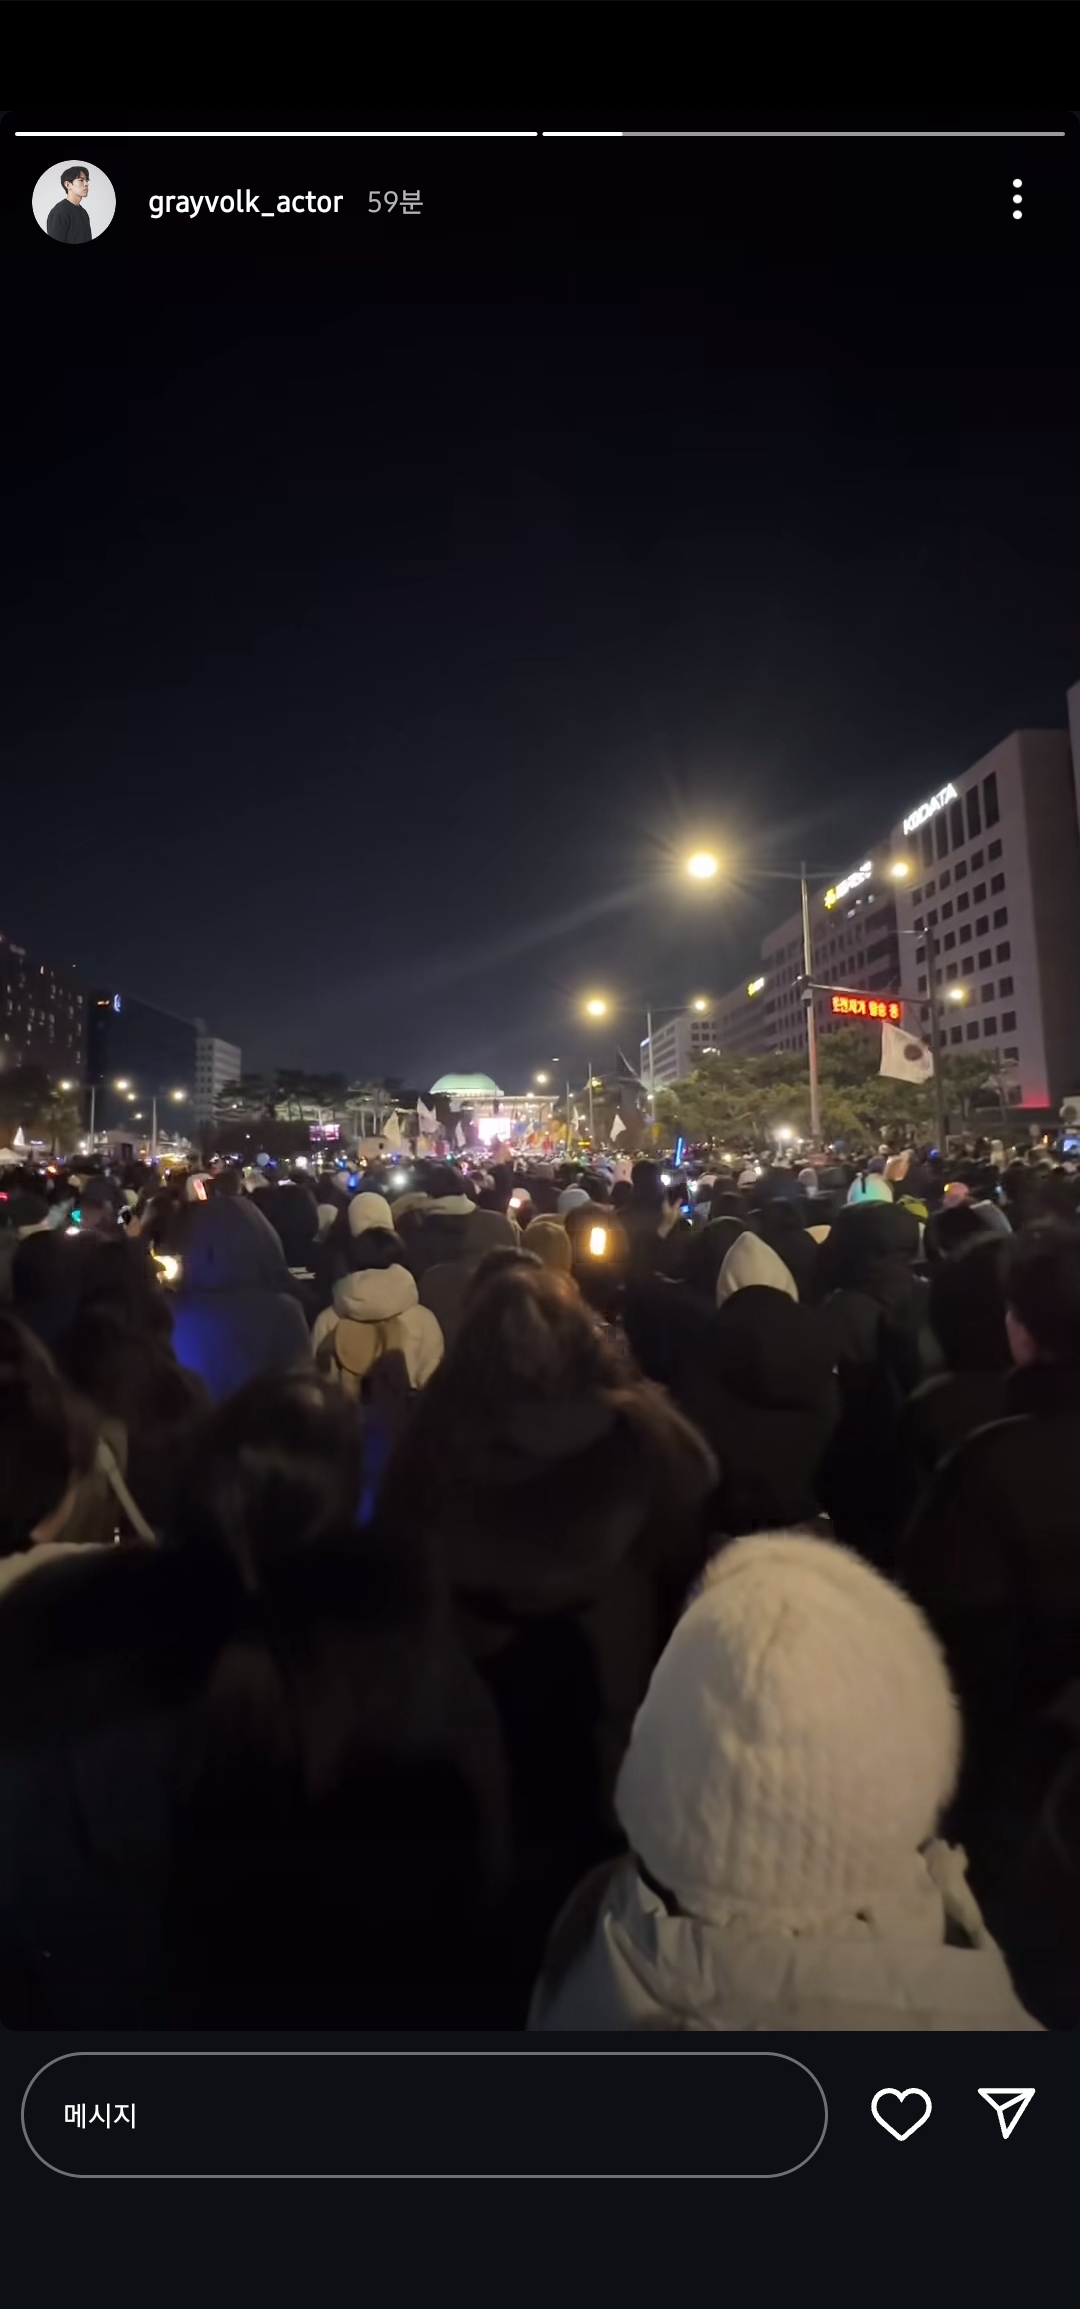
0, 1066, 60, 1144
216, 1075, 277, 1122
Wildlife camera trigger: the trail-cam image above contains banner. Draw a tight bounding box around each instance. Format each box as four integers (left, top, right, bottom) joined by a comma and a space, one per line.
610, 1112, 626, 1140
880, 1022, 934, 1084
416, 1098, 438, 1135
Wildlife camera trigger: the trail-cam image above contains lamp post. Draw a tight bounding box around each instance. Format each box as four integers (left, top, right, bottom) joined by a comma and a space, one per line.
685, 852, 822, 1141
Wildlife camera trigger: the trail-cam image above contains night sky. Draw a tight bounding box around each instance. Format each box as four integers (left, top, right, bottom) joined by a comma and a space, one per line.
7, 116, 1078, 1091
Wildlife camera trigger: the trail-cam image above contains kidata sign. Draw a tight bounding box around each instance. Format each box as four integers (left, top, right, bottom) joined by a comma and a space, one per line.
823, 862, 871, 910
903, 782, 957, 837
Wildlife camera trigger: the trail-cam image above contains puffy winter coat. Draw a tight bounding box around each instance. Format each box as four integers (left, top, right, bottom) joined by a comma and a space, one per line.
312, 1265, 444, 1392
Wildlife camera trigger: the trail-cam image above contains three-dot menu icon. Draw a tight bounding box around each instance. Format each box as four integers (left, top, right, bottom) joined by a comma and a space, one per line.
1013, 179, 1022, 222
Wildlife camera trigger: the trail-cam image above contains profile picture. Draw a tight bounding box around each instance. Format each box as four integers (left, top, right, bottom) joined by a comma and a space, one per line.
32, 160, 116, 245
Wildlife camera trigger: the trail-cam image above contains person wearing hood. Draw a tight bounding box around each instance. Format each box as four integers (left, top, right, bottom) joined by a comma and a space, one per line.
403, 1166, 515, 1284
898, 1224, 1080, 1927
847, 1172, 894, 1205
167, 1195, 312, 1404
0, 1192, 52, 1303
897, 1235, 1012, 1512
0, 1374, 508, 2028
617, 1161, 689, 1279
716, 1229, 798, 1304
754, 1196, 821, 1304
816, 1200, 930, 1569
312, 1227, 443, 1393
249, 1179, 320, 1274
530, 1533, 1039, 2034
377, 1261, 718, 2010
520, 1214, 574, 1280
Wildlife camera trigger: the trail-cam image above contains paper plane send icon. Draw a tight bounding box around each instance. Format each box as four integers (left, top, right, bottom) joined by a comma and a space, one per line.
978, 2088, 1035, 2140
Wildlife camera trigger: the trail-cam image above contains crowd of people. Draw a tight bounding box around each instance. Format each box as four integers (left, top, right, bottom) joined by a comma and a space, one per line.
1, 1135, 1079, 2032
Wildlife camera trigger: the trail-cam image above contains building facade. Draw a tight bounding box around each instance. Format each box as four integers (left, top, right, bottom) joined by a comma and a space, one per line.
87, 991, 198, 1134
194, 1033, 242, 1128
639, 1007, 720, 1091
889, 730, 1080, 1114
0, 931, 85, 1080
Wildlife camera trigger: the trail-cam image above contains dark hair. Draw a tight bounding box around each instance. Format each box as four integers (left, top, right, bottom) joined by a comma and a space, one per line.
923, 1202, 988, 1263
928, 1237, 1012, 1372
348, 1229, 408, 1274
629, 1160, 662, 1207
580, 1173, 611, 1205
398, 1264, 627, 1461
60, 164, 89, 191
466, 1245, 542, 1299
0, 1316, 95, 1558
167, 1372, 364, 1590
611, 1179, 633, 1211
425, 1165, 469, 1202
1006, 1224, 1080, 1363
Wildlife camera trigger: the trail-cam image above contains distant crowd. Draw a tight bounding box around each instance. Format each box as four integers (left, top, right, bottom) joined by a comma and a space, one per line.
1, 1136, 1079, 2032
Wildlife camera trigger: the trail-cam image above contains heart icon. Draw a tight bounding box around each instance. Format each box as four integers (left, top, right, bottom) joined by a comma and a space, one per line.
871, 2088, 932, 2141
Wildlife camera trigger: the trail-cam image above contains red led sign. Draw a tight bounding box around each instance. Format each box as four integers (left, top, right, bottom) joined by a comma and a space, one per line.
830, 994, 902, 1022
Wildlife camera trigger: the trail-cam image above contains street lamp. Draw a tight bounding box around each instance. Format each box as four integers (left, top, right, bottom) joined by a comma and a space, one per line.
534, 1071, 549, 1086
686, 850, 823, 1142
584, 997, 607, 1018
948, 985, 968, 1003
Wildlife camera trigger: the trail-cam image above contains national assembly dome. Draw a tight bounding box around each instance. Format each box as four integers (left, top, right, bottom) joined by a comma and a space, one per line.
429, 1072, 504, 1099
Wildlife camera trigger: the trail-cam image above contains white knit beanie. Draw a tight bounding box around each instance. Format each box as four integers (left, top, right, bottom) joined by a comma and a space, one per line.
615, 1534, 960, 1926
348, 1190, 395, 1238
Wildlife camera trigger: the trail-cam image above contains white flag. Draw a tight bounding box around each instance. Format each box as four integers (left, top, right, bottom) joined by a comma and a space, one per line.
610, 1112, 626, 1140
416, 1099, 437, 1135
880, 1022, 934, 1084
382, 1111, 402, 1147
571, 1106, 581, 1134
454, 1121, 466, 1148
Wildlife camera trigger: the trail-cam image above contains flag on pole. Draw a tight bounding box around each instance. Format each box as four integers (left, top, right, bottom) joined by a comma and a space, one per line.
382, 1111, 402, 1147
610, 1112, 626, 1140
880, 1021, 934, 1084
417, 1098, 438, 1135
454, 1121, 466, 1149
571, 1106, 582, 1134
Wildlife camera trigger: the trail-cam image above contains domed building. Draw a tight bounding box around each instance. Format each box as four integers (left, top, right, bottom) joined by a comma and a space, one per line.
426, 1070, 551, 1152
429, 1072, 504, 1100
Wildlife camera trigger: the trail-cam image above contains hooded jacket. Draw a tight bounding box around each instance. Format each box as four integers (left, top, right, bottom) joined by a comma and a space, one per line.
404, 1200, 515, 1282
899, 1359, 1080, 1914
0, 1538, 509, 2030
168, 1198, 312, 1404
716, 1230, 798, 1304
312, 1264, 444, 1391
531, 1534, 1038, 2034
378, 1377, 717, 2005
816, 1202, 930, 1569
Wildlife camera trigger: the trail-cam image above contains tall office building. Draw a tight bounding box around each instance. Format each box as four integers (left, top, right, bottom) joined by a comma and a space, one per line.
0, 931, 85, 1079
640, 1006, 720, 1091
87, 991, 197, 1134
692, 694, 1080, 1121
889, 729, 1080, 1113
194, 1033, 242, 1127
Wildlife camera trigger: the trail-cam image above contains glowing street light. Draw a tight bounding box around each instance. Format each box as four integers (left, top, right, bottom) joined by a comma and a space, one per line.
686, 851, 719, 881
534, 1071, 549, 1086
584, 996, 608, 1018
948, 985, 968, 1003
692, 997, 709, 1013
114, 1078, 131, 1091
890, 859, 912, 880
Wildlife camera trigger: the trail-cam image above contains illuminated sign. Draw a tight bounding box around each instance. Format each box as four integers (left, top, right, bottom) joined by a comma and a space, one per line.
903, 782, 957, 836
747, 976, 766, 997
831, 994, 902, 1022
823, 862, 871, 910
